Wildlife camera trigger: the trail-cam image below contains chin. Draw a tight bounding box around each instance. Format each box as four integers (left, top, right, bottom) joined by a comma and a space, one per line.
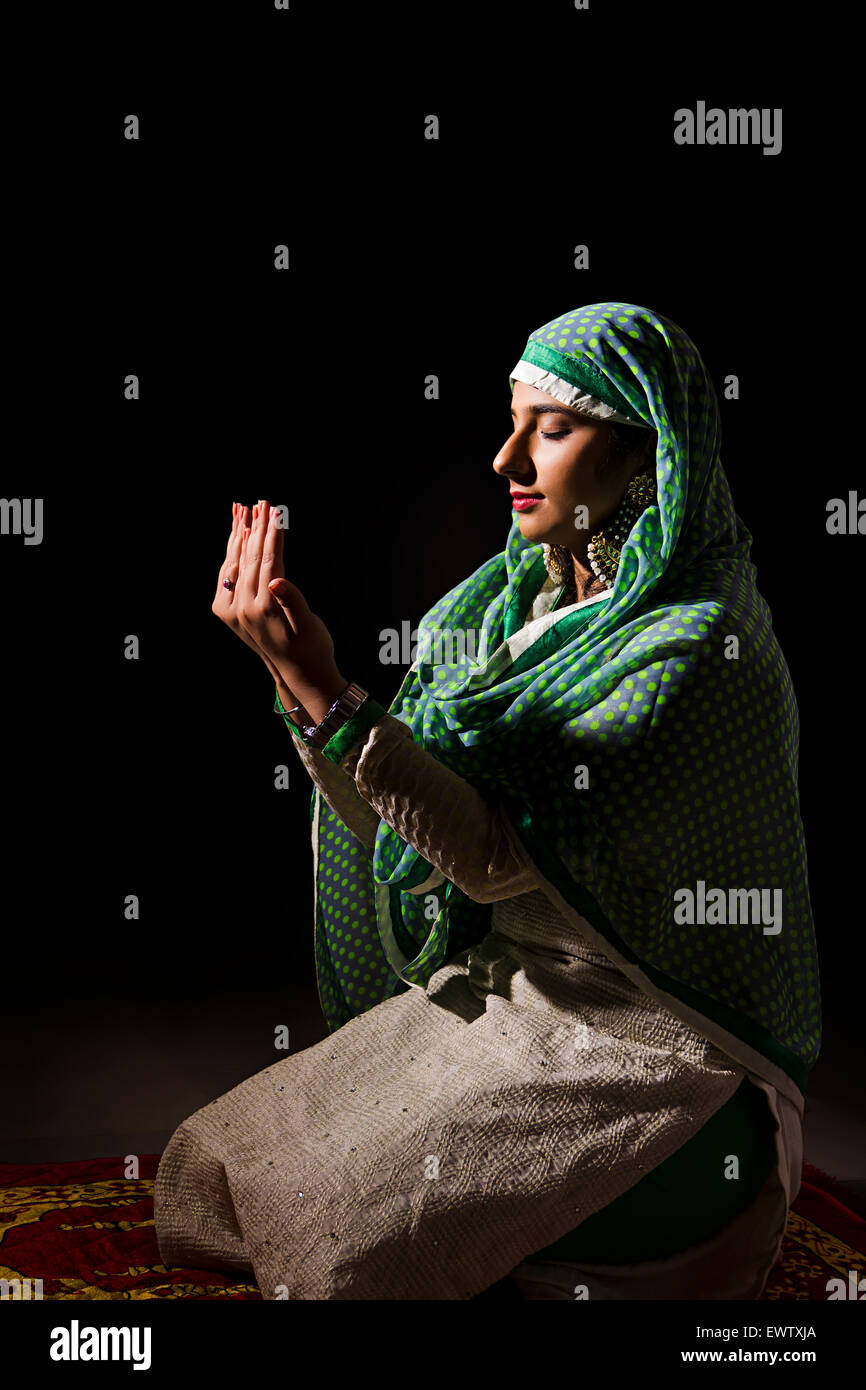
514, 515, 557, 545
513, 511, 546, 532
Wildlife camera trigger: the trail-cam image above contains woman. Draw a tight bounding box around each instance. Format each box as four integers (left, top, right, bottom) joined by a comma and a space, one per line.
153, 301, 819, 1300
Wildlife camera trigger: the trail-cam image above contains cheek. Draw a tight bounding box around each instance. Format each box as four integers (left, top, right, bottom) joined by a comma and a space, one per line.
551, 456, 604, 508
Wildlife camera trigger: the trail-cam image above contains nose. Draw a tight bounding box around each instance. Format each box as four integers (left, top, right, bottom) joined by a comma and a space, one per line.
492, 429, 537, 484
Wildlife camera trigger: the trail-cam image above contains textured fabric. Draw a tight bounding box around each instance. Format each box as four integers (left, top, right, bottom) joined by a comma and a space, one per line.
154, 881, 756, 1299
511, 1068, 803, 1300
311, 566, 611, 1026
309, 301, 819, 1106
527, 1076, 777, 1264
291, 566, 586, 895
293, 712, 539, 900
509, 357, 657, 429
290, 668, 790, 1264
509, 1166, 789, 1300
490, 891, 782, 1265
154, 579, 800, 1297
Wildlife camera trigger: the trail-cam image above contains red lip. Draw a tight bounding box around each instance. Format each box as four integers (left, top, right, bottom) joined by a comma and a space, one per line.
510, 492, 544, 499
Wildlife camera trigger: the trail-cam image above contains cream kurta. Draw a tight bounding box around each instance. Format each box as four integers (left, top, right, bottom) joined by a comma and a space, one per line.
153, 585, 803, 1299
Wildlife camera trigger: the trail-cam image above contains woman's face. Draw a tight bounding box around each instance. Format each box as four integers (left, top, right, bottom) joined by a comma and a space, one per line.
492, 381, 646, 551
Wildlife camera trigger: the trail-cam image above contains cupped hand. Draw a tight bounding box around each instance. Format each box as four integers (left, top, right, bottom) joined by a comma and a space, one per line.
212, 503, 284, 688
212, 500, 346, 718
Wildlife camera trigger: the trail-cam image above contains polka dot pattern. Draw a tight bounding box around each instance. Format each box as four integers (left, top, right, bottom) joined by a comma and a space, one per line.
313, 301, 819, 1093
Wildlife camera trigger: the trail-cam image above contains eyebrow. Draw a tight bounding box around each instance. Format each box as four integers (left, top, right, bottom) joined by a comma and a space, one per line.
510, 403, 581, 418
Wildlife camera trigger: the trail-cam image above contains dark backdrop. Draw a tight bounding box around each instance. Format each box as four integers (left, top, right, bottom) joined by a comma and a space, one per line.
2, 7, 858, 1160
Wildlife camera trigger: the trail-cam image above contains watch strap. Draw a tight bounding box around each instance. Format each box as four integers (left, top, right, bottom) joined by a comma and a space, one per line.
302, 681, 368, 749
274, 682, 387, 761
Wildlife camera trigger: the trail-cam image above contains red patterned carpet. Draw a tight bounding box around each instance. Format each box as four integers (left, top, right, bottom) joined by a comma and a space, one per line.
1, 1156, 863, 1300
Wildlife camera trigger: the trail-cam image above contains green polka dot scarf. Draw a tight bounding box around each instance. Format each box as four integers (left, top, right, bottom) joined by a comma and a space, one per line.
296, 301, 820, 1100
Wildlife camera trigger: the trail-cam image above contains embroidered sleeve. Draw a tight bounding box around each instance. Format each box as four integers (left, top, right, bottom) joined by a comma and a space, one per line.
290, 712, 539, 901
291, 737, 382, 851
337, 713, 540, 903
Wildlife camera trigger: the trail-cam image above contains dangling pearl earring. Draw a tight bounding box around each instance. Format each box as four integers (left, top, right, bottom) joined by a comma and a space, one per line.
586, 472, 657, 590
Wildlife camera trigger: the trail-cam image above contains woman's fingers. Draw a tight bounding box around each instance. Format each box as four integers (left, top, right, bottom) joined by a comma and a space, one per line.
212, 502, 243, 615
237, 504, 254, 606
237, 502, 274, 631
259, 501, 285, 594
224, 503, 244, 601
234, 500, 297, 647
211, 502, 287, 688
241, 498, 267, 598
260, 504, 306, 639
238, 505, 250, 564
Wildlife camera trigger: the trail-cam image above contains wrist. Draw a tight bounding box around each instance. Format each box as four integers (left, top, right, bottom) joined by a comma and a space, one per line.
275, 676, 300, 706
277, 694, 310, 728
292, 672, 349, 727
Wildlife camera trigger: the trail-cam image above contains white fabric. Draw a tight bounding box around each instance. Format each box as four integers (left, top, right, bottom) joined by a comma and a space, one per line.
510, 358, 656, 430
508, 1077, 800, 1300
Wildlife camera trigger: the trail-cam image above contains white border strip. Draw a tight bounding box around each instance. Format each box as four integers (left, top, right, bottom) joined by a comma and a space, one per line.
510, 358, 655, 430
375, 881, 428, 993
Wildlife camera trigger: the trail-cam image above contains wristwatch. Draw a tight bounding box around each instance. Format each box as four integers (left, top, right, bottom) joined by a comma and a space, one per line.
301, 681, 369, 750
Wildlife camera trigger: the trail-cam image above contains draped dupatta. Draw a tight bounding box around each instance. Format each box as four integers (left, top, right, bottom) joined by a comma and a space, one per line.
310, 301, 820, 1104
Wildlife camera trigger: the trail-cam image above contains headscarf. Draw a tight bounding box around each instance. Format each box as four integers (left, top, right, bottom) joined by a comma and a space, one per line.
310, 301, 820, 1104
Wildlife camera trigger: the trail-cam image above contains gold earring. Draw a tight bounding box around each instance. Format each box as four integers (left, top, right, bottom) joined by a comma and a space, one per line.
586, 472, 657, 590
543, 543, 572, 579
